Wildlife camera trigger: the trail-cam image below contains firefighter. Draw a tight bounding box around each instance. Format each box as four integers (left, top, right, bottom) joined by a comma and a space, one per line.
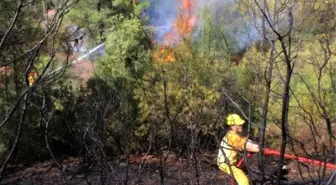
217, 113, 260, 185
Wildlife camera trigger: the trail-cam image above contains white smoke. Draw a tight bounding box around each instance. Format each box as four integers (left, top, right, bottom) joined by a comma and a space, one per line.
144, 0, 181, 43
195, 0, 261, 52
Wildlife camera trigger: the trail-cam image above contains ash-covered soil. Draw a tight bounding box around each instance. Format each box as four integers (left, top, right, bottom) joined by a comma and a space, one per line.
1, 152, 335, 185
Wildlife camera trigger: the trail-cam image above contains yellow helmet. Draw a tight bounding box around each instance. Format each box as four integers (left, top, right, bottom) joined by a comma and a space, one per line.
226, 114, 245, 126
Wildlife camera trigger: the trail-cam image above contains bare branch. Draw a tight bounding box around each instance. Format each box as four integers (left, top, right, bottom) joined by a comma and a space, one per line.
0, 0, 24, 50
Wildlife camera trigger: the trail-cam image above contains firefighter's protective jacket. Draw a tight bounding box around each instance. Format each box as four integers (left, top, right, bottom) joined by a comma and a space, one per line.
217, 131, 247, 166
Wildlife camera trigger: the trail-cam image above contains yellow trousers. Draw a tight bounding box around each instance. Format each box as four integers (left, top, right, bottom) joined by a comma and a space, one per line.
218, 163, 249, 185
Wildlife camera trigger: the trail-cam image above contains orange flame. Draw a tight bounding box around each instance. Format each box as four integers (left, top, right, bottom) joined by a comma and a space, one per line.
165, 0, 196, 45
153, 46, 175, 63
153, 0, 196, 63
175, 0, 196, 35
28, 72, 38, 86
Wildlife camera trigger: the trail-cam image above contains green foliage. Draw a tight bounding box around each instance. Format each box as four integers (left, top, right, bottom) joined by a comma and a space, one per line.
240, 34, 336, 146
97, 14, 152, 82
134, 41, 227, 146
197, 7, 230, 60
290, 39, 336, 122
65, 0, 149, 45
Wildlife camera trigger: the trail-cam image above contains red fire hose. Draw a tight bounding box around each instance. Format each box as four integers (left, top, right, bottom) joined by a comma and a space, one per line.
237, 153, 253, 167
262, 148, 336, 169
237, 148, 336, 169
231, 148, 336, 185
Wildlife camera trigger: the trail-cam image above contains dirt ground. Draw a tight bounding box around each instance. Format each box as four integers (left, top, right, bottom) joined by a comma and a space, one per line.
69, 58, 96, 87
1, 152, 335, 185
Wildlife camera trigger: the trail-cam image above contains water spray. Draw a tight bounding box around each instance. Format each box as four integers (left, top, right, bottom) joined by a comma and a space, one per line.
47, 43, 105, 76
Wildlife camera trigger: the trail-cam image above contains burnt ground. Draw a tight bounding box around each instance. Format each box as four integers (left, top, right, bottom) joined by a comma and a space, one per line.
1, 152, 335, 185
